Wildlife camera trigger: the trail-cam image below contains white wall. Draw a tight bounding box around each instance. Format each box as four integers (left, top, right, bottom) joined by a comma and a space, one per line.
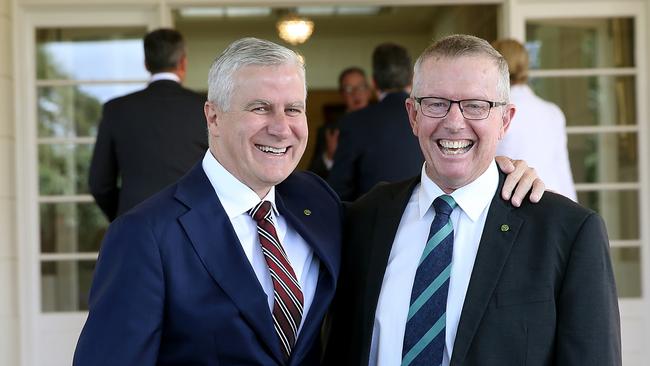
0, 0, 18, 363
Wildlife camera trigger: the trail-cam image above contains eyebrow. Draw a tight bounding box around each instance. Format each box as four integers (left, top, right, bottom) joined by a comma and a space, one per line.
287, 101, 305, 109
243, 99, 271, 109
243, 99, 305, 110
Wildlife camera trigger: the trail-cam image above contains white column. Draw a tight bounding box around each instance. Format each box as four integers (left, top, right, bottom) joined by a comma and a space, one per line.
0, 0, 18, 364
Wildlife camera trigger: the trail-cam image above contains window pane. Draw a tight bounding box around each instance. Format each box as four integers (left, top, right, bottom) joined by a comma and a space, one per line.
526, 17, 634, 69
39, 143, 94, 195
610, 247, 641, 298
36, 27, 148, 80
38, 83, 146, 138
41, 260, 95, 312
530, 76, 635, 127
40, 202, 108, 253
576, 190, 639, 241
568, 132, 637, 184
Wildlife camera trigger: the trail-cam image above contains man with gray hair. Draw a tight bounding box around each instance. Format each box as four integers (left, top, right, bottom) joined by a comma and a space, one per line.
325, 34, 620, 366
74, 37, 341, 366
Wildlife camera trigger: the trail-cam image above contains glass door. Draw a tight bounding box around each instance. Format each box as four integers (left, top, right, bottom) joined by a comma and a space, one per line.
17, 8, 158, 366
509, 2, 648, 364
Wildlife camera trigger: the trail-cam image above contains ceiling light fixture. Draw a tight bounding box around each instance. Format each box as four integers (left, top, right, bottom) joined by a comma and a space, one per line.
276, 14, 314, 45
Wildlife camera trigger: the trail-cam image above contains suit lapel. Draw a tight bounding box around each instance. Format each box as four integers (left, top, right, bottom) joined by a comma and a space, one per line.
360, 178, 420, 362
450, 172, 523, 365
275, 190, 338, 364
174, 164, 284, 364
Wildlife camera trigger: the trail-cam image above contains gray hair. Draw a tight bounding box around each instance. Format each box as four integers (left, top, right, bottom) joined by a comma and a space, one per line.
207, 37, 306, 111
412, 34, 510, 102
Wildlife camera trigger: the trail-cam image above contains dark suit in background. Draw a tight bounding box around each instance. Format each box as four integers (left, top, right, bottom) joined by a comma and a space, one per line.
89, 28, 207, 221
327, 43, 422, 201
89, 79, 207, 220
325, 171, 620, 365
327, 92, 422, 201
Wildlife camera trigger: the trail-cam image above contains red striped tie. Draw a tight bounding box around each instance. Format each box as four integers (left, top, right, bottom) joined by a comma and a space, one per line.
249, 201, 304, 361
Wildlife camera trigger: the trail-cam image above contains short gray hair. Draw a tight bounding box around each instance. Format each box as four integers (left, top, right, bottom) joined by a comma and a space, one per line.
207, 37, 306, 111
412, 34, 510, 102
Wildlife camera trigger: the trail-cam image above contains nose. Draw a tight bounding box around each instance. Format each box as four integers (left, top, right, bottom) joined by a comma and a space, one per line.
267, 110, 292, 138
443, 102, 466, 131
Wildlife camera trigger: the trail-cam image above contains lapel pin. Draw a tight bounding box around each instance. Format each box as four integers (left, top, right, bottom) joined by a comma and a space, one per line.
303, 209, 312, 216
500, 224, 510, 232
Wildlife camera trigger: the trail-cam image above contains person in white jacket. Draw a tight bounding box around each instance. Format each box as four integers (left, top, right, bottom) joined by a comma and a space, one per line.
493, 39, 577, 201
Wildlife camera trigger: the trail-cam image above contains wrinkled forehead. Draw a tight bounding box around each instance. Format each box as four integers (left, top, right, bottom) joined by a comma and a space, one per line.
415, 55, 500, 94
231, 63, 307, 102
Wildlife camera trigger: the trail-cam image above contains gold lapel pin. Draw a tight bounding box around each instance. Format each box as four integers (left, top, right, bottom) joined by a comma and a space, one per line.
500, 224, 510, 232
304, 209, 312, 216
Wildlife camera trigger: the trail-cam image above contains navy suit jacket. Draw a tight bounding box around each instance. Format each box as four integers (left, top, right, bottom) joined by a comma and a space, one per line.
325, 171, 621, 365
89, 80, 208, 221
327, 91, 423, 201
74, 163, 342, 365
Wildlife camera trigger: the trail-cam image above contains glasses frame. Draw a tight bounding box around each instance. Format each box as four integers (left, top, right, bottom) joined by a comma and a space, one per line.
414, 96, 507, 120
340, 84, 369, 95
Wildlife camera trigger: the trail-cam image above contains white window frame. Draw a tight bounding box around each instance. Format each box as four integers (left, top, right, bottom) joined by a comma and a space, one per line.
507, 1, 649, 364
14, 6, 161, 365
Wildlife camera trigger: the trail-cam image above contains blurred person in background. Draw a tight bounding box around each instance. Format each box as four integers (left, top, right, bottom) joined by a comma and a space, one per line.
308, 67, 372, 179
492, 38, 577, 201
328, 44, 423, 201
89, 28, 208, 221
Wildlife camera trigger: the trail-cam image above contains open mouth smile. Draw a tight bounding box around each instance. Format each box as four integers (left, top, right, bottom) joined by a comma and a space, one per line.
437, 139, 474, 155
255, 144, 288, 155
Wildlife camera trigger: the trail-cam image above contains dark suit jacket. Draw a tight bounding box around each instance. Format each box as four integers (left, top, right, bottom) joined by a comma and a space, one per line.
89, 79, 208, 221
325, 171, 621, 366
74, 164, 342, 365
327, 91, 423, 201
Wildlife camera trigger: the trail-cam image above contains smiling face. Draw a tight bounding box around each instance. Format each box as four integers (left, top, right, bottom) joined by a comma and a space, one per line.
205, 63, 308, 197
406, 55, 515, 193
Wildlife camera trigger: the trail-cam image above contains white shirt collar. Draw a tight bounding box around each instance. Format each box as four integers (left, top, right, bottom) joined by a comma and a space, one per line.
150, 72, 180, 84
201, 150, 278, 219
418, 161, 499, 221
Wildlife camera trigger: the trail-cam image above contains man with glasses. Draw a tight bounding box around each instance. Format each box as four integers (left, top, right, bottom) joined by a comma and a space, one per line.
325, 34, 621, 366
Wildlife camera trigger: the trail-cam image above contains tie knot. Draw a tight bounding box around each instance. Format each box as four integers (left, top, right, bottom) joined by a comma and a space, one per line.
249, 200, 273, 223
433, 195, 456, 218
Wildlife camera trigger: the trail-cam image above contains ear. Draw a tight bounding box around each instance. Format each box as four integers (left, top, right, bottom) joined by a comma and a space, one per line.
499, 103, 516, 140
204, 102, 221, 137
405, 97, 419, 136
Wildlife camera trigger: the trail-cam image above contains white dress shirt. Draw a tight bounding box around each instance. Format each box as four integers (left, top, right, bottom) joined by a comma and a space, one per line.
497, 84, 577, 201
369, 162, 498, 366
201, 151, 320, 334
150, 72, 180, 84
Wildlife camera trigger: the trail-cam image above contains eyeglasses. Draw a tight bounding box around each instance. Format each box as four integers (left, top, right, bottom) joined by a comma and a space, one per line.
341, 85, 369, 95
414, 96, 507, 120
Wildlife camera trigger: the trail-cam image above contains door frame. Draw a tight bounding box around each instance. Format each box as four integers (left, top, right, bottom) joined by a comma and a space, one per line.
14, 6, 161, 365
507, 1, 649, 364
